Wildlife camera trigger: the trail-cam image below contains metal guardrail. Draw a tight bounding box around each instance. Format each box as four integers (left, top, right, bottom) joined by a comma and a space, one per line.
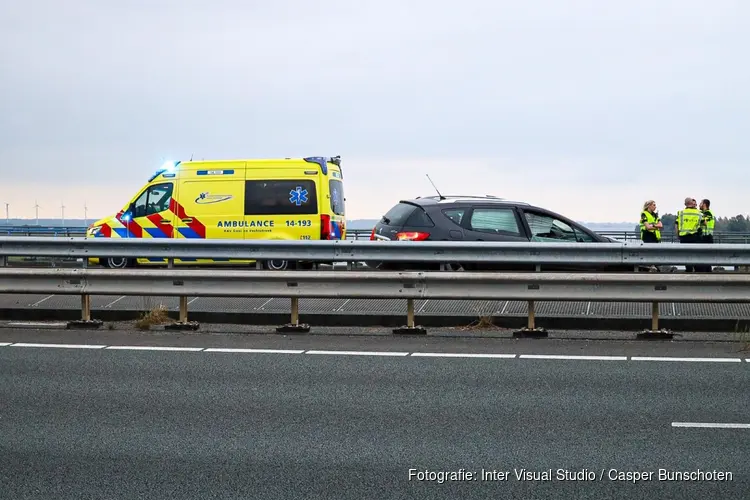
3, 225, 750, 243
2, 268, 747, 301
0, 237, 749, 267
0, 268, 748, 336
0, 226, 86, 237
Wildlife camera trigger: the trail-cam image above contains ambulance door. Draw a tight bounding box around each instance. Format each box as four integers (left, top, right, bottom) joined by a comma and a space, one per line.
126, 181, 177, 265
172, 166, 247, 265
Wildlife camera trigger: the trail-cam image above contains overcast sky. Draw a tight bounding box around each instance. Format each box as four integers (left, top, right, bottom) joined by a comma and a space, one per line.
1, 0, 748, 223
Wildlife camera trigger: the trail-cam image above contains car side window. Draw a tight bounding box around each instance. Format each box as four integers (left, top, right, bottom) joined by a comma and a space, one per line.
442, 209, 465, 226
469, 208, 521, 236
132, 183, 173, 218
524, 211, 593, 242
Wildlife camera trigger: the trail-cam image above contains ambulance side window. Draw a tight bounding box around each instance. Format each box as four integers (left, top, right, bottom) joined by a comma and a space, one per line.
133, 183, 173, 218
245, 180, 318, 215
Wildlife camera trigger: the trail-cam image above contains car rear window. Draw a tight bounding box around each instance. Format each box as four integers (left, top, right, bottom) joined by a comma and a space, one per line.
380, 203, 417, 226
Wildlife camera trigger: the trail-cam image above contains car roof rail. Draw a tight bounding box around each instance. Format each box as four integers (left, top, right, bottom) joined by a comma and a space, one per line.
421, 194, 503, 200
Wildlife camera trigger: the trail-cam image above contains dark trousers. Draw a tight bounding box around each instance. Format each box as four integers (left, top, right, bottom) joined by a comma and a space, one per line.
679, 232, 700, 272
695, 234, 714, 273
641, 232, 659, 243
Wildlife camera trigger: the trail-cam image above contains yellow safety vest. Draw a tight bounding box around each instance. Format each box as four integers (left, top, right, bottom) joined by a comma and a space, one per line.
701, 209, 715, 235
640, 210, 661, 241
677, 208, 701, 236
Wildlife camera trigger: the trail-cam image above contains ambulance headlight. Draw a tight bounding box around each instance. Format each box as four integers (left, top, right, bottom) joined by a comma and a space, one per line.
87, 226, 101, 236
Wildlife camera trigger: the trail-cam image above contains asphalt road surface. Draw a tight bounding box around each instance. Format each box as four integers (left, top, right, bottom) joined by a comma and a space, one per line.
0, 329, 748, 499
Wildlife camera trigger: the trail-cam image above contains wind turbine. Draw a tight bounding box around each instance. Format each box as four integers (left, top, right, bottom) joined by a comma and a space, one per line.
4, 203, 8, 226
34, 200, 40, 225
61, 202, 65, 227
84, 202, 88, 226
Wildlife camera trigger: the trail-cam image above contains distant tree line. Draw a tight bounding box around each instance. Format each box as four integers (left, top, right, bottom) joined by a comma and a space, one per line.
636, 214, 750, 233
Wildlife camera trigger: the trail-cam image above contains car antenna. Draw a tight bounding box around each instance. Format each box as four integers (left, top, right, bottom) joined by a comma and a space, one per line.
426, 174, 445, 200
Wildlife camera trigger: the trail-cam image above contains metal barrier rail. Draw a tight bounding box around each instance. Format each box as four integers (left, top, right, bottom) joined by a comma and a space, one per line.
0, 226, 86, 237
3, 225, 750, 243
1, 237, 750, 267
1, 268, 748, 336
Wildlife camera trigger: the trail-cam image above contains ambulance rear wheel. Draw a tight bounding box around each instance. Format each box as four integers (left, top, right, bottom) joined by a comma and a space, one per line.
263, 259, 293, 271
105, 257, 132, 269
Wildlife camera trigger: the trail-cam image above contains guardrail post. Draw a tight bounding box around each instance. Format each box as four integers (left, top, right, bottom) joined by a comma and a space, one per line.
0, 255, 6, 267
165, 295, 199, 330
276, 297, 311, 333
180, 296, 188, 323
513, 300, 548, 338
81, 294, 91, 321
393, 298, 427, 335
636, 302, 673, 340
66, 294, 103, 330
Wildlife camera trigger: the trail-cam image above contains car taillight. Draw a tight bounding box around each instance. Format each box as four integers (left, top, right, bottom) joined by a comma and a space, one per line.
370, 227, 376, 240
396, 231, 430, 241
320, 214, 331, 240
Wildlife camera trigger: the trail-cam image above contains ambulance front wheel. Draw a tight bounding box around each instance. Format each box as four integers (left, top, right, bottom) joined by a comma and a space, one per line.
105, 257, 133, 269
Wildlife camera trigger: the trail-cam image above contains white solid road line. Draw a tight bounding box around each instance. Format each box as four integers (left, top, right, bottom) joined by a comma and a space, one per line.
204, 348, 305, 354
632, 357, 742, 363
105, 346, 204, 352
672, 422, 750, 429
11, 343, 106, 349
0, 343, 747, 363
306, 350, 410, 356
411, 353, 516, 358
520, 354, 628, 361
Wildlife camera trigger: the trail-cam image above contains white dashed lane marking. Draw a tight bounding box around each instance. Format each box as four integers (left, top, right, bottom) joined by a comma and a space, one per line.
672, 422, 750, 429
632, 357, 742, 363
11, 343, 106, 349
519, 355, 628, 361
204, 348, 304, 354
104, 346, 204, 352
306, 350, 410, 357
411, 353, 516, 358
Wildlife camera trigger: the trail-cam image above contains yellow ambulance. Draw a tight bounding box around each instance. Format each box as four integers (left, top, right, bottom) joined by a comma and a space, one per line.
87, 156, 346, 269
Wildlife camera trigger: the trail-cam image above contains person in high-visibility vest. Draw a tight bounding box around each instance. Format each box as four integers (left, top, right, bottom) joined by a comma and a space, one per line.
696, 198, 715, 273
675, 197, 702, 273
640, 200, 662, 243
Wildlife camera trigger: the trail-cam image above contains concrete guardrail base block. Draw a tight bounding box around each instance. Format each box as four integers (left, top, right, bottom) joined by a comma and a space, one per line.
513, 327, 549, 338
276, 323, 311, 334
164, 321, 200, 331
636, 329, 674, 340
392, 326, 427, 335
66, 319, 104, 329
